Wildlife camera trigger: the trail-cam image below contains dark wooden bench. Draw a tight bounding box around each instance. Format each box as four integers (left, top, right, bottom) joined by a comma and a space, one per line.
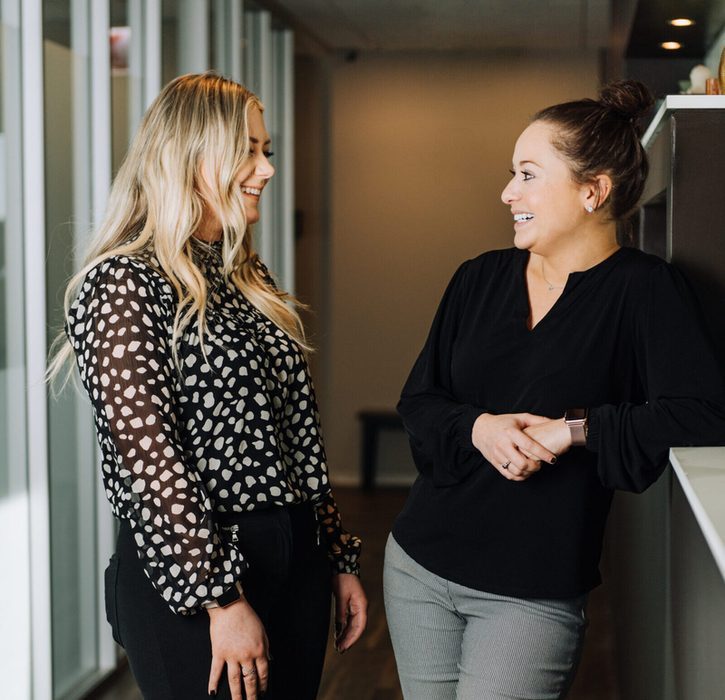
357, 409, 405, 490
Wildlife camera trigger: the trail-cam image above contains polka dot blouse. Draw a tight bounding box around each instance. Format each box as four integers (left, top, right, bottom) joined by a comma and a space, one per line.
66, 242, 361, 615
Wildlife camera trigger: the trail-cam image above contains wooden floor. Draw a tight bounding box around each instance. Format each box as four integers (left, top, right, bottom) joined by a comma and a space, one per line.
87, 487, 620, 700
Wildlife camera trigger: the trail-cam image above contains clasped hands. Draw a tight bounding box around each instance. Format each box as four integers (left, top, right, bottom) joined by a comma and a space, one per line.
471, 412, 572, 482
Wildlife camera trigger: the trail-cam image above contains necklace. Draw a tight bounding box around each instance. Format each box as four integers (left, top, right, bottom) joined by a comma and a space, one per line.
540, 259, 565, 291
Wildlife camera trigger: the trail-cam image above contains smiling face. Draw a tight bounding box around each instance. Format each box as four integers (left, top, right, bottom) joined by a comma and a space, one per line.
501, 121, 589, 256
195, 105, 275, 241
235, 105, 275, 226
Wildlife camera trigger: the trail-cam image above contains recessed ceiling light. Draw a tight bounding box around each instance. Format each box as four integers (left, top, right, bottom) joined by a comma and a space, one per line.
669, 18, 695, 27
660, 41, 683, 50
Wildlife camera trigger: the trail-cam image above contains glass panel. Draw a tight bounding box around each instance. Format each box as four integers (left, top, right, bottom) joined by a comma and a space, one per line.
43, 1, 100, 696
1, 0, 27, 501
0, 2, 8, 501
162, 0, 210, 84
111, 0, 132, 176
161, 0, 178, 84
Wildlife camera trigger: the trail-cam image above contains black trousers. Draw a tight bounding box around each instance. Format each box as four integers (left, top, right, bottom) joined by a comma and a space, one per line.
105, 504, 332, 699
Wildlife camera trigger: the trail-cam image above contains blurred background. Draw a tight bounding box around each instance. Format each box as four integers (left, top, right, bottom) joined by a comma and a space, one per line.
2, 1, 724, 698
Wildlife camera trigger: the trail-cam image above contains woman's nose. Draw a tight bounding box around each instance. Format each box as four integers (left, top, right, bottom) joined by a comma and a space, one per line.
257, 154, 275, 180
501, 179, 517, 205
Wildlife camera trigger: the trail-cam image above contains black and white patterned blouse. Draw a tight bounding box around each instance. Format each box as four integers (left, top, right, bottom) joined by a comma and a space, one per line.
66, 241, 361, 615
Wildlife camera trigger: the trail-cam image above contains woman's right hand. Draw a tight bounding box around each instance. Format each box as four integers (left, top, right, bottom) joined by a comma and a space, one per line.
471, 412, 558, 481
207, 597, 270, 700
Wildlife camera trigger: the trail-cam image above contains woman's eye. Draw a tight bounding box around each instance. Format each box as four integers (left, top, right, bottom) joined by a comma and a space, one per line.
264, 151, 274, 159
508, 169, 533, 181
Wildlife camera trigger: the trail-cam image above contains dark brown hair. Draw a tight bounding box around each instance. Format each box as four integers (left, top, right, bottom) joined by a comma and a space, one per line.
533, 80, 654, 222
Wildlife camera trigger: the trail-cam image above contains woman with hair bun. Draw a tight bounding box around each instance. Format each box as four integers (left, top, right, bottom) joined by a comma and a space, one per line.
384, 80, 725, 699
49, 73, 367, 700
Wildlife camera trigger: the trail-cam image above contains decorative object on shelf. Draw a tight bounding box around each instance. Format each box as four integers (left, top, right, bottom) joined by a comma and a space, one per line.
687, 64, 712, 94
706, 78, 721, 95
719, 46, 725, 94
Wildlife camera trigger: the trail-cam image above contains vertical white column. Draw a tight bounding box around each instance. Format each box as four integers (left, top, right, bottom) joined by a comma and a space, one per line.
89, 0, 117, 673
20, 0, 52, 696
69, 0, 98, 680
129, 0, 162, 137
230, 0, 243, 82
128, 0, 143, 134
246, 10, 274, 266
178, 0, 209, 75
213, 0, 243, 81
0, 0, 32, 695
144, 0, 162, 105
277, 29, 294, 292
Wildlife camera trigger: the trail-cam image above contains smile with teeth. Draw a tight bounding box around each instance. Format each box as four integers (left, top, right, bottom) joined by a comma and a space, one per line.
514, 213, 534, 222
242, 186, 262, 196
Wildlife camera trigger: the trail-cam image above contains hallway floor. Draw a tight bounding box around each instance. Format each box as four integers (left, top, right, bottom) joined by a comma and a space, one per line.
88, 487, 620, 700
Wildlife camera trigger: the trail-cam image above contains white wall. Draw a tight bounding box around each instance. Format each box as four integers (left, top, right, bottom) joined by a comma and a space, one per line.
303, 50, 601, 483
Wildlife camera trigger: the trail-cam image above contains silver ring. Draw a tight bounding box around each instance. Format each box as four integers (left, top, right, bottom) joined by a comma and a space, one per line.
501, 462, 510, 470
242, 665, 257, 678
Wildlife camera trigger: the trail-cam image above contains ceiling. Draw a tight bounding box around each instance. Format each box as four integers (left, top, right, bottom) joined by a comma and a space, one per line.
627, 0, 725, 57
261, 0, 611, 52
256, 0, 725, 59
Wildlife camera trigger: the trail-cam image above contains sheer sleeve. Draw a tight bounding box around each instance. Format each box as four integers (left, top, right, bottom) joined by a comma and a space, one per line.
315, 494, 361, 575
397, 261, 486, 486
66, 257, 247, 614
587, 262, 725, 493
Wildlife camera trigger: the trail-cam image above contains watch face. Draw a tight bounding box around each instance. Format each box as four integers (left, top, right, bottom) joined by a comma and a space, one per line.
565, 408, 587, 423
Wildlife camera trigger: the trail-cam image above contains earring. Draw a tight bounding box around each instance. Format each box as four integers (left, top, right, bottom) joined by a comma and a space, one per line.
585, 205, 594, 213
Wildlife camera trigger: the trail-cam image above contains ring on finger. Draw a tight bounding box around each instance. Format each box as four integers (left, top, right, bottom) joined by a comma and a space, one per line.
501, 461, 511, 470
242, 665, 257, 678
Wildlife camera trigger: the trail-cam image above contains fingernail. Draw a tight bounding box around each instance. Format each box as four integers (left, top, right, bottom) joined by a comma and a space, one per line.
209, 691, 216, 697
550, 456, 557, 464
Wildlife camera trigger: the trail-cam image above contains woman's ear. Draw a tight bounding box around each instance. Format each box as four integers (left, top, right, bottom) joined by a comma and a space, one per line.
583, 174, 613, 212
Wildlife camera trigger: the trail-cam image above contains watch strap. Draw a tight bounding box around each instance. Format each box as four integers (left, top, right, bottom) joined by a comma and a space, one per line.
564, 408, 588, 447
204, 581, 243, 609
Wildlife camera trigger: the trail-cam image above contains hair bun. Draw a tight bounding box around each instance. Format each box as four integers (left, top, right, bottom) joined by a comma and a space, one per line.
599, 80, 655, 136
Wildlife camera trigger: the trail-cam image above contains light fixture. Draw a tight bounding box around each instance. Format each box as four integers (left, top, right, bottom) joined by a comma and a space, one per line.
669, 18, 695, 27
660, 41, 683, 50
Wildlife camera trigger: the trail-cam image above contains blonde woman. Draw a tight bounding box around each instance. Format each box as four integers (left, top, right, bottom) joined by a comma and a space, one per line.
49, 73, 367, 700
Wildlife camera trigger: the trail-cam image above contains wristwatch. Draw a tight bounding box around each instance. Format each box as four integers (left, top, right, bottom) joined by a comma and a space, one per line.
564, 408, 588, 446
203, 581, 244, 609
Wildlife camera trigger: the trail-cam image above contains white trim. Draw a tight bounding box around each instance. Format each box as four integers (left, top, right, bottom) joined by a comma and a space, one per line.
669, 448, 725, 582
21, 0, 53, 696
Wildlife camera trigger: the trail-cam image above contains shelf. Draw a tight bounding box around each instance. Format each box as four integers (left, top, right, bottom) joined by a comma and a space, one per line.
642, 94, 725, 148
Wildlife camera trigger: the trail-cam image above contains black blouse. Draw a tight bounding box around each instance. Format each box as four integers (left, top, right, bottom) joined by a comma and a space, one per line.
66, 242, 360, 615
393, 246, 725, 598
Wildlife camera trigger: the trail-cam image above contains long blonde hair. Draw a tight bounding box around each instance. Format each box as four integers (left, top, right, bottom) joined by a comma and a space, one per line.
48, 72, 308, 386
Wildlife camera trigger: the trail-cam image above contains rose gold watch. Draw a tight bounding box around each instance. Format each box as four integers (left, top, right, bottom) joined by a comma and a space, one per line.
564, 408, 588, 446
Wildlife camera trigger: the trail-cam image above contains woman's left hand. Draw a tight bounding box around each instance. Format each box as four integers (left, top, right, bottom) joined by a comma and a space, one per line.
331, 573, 368, 653
523, 417, 572, 458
